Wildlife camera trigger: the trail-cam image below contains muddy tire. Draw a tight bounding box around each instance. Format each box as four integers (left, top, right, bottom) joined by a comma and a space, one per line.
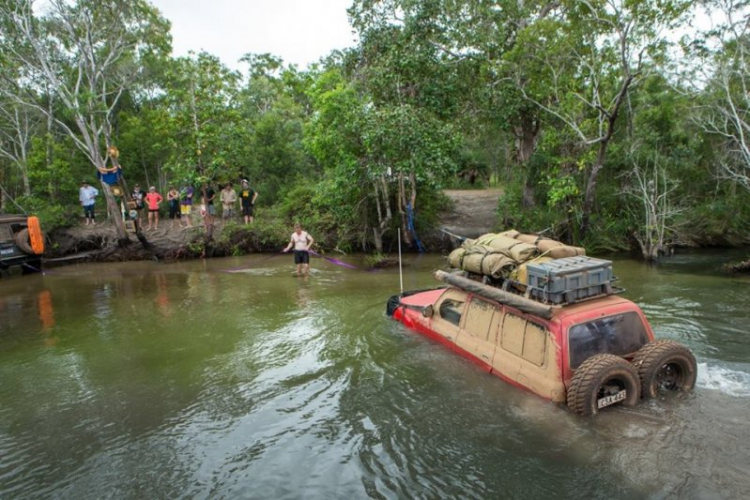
632, 340, 697, 399
567, 354, 641, 416
14, 228, 34, 254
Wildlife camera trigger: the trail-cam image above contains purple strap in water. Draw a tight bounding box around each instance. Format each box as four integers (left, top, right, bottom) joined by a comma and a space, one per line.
308, 250, 359, 269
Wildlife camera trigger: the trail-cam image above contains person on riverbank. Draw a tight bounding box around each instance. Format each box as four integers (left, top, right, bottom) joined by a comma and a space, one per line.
144, 186, 163, 230
203, 184, 216, 218
239, 179, 258, 224
220, 183, 237, 219
283, 223, 314, 276
79, 181, 99, 226
132, 184, 145, 226
180, 184, 194, 228
167, 186, 180, 229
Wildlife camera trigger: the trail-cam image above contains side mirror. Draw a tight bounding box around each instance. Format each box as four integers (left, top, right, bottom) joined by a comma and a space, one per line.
422, 305, 434, 318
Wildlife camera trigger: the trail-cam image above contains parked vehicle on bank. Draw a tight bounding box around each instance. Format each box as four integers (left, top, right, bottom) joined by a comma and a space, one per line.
0, 214, 45, 274
386, 258, 698, 417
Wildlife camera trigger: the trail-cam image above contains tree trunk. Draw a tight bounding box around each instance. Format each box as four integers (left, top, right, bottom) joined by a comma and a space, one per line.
514, 112, 540, 207
580, 141, 608, 239
372, 227, 384, 253
397, 172, 412, 246
100, 180, 129, 245
20, 165, 30, 197
372, 176, 391, 252
580, 75, 634, 239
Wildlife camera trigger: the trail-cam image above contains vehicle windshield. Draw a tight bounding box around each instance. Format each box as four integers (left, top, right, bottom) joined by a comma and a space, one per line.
568, 312, 649, 369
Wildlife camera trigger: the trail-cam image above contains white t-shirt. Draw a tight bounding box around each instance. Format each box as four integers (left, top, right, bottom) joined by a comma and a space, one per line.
79, 186, 98, 205
291, 231, 311, 251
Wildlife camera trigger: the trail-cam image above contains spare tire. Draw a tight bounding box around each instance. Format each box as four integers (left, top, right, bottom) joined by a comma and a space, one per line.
632, 340, 697, 399
14, 228, 35, 254
567, 354, 641, 416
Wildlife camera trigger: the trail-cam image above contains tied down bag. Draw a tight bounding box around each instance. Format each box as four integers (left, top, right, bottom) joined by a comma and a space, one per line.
515, 233, 586, 259
454, 245, 516, 278
464, 248, 516, 278
473, 234, 538, 262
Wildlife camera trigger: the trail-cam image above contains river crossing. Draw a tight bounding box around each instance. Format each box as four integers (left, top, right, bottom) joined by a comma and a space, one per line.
1, 251, 749, 498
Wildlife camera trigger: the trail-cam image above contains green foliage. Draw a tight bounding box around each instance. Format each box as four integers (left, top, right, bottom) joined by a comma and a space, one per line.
1, 0, 749, 259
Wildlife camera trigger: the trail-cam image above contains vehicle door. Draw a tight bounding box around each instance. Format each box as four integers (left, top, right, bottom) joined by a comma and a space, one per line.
431, 289, 468, 344
492, 310, 564, 402
455, 296, 500, 370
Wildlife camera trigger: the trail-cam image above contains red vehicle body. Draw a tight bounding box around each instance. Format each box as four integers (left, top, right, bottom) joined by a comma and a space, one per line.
387, 284, 697, 416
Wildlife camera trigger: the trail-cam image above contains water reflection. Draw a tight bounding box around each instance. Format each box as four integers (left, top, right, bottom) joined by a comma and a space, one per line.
0, 252, 748, 498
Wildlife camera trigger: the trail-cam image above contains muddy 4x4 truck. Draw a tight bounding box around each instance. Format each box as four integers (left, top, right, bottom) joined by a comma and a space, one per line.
386, 263, 698, 417
0, 214, 45, 274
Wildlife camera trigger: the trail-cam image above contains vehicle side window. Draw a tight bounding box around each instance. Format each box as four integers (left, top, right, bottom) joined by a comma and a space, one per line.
501, 314, 549, 366
463, 298, 495, 340
439, 299, 464, 327
523, 322, 547, 366
501, 313, 524, 356
569, 312, 649, 369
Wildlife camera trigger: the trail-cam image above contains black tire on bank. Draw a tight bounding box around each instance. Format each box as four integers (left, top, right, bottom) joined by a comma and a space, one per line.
14, 228, 34, 254
632, 340, 697, 399
567, 354, 641, 416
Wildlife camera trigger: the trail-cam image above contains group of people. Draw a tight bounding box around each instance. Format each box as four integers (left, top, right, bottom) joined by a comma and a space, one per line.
80, 179, 259, 229
80, 178, 313, 276
131, 180, 258, 229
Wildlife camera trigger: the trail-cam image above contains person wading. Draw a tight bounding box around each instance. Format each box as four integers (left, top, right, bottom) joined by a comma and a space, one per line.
283, 223, 314, 276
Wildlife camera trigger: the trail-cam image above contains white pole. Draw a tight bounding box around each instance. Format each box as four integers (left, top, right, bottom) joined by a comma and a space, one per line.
398, 228, 404, 294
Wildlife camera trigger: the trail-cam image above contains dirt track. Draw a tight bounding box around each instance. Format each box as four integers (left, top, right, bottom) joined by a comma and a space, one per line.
440, 189, 503, 239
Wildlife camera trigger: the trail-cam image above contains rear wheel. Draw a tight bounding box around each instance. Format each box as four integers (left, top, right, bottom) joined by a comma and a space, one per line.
14, 228, 34, 254
632, 340, 697, 398
567, 354, 641, 416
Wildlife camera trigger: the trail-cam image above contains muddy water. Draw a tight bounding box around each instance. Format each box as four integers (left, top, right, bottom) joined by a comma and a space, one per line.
0, 251, 748, 499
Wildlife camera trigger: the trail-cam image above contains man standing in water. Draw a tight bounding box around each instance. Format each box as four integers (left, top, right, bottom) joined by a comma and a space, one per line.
283, 223, 314, 276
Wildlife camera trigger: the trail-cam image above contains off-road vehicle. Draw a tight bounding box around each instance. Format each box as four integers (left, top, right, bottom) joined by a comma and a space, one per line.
386, 258, 697, 416
0, 214, 45, 274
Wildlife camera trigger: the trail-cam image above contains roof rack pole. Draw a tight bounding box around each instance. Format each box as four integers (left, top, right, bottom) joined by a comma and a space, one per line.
435, 270, 554, 319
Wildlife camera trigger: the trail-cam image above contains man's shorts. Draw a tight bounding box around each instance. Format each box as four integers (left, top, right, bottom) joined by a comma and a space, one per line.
294, 250, 309, 264
242, 204, 254, 216
208, 204, 216, 216
181, 204, 191, 216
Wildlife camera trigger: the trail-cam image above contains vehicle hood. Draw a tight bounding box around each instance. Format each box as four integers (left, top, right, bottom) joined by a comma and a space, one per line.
400, 288, 444, 307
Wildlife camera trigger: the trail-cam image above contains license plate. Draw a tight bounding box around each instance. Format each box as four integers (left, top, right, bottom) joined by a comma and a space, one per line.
597, 390, 626, 409
0, 248, 12, 255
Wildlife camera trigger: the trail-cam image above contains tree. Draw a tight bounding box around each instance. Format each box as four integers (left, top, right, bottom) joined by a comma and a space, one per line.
690, 0, 750, 191
165, 52, 242, 237
0, 95, 40, 197
513, 0, 689, 237
0, 0, 170, 243
624, 159, 682, 260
